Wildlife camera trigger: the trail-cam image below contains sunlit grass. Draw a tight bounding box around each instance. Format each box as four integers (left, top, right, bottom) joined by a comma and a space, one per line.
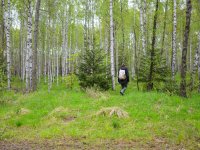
0, 79, 199, 149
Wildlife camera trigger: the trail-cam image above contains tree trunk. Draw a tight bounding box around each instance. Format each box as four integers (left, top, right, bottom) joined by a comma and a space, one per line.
161, 0, 168, 56
198, 53, 200, 93
190, 33, 200, 91
171, 0, 177, 80
62, 5, 68, 77
120, 0, 125, 62
147, 0, 159, 91
32, 0, 41, 91
44, 50, 47, 83
2, 0, 11, 90
56, 50, 59, 85
1, 1, 4, 52
116, 41, 118, 74
180, 0, 192, 97
37, 50, 41, 83
189, 39, 192, 72
110, 0, 115, 90
139, 0, 146, 55
26, 2, 33, 92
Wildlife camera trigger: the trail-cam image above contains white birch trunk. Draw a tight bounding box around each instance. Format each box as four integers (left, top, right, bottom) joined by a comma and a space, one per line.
38, 50, 41, 83
25, 2, 33, 91
56, 50, 59, 85
139, 0, 146, 55
198, 58, 200, 93
44, 51, 47, 83
105, 29, 108, 78
2, 0, 11, 90
171, 0, 177, 80
116, 41, 118, 75
132, 31, 136, 79
62, 7, 68, 77
25, 42, 30, 91
65, 14, 69, 75
110, 0, 115, 90
197, 33, 200, 93
62, 10, 66, 77
48, 50, 51, 92
189, 39, 192, 71
22, 40, 26, 81
143, 0, 147, 51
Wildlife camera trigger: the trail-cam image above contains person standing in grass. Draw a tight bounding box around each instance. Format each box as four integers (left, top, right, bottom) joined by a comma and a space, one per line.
118, 63, 129, 95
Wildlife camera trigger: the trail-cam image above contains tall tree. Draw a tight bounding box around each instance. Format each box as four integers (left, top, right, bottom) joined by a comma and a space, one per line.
190, 33, 200, 91
2, 0, 11, 90
171, 0, 177, 80
180, 0, 192, 97
25, 1, 33, 92
139, 0, 146, 55
147, 0, 159, 91
161, 0, 168, 56
110, 0, 115, 90
32, 0, 41, 91
120, 0, 125, 62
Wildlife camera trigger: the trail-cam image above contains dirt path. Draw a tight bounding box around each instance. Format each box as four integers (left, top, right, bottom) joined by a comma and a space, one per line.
0, 138, 186, 150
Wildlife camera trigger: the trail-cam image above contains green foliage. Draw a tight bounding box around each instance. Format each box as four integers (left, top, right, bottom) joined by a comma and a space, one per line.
0, 82, 200, 149
112, 119, 120, 129
15, 120, 23, 127
78, 46, 110, 90
63, 73, 78, 89
138, 49, 171, 91
162, 79, 179, 95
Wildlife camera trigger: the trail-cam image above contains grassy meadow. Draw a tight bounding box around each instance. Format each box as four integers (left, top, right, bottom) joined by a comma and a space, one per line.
0, 79, 200, 149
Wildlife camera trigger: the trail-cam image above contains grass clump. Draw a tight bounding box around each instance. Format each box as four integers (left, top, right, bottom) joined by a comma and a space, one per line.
96, 107, 129, 118
86, 88, 109, 100
15, 120, 23, 127
48, 106, 69, 119
17, 108, 31, 115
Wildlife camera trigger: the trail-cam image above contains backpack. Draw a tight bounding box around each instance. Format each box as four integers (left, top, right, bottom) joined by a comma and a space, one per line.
118, 69, 126, 80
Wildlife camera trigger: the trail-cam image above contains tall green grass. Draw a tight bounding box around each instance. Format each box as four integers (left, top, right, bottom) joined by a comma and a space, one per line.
0, 79, 199, 149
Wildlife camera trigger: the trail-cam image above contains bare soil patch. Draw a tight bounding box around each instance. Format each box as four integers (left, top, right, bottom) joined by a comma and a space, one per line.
0, 138, 186, 150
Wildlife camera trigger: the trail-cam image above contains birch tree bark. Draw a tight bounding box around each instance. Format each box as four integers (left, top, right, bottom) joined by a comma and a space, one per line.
26, 1, 33, 92
171, 0, 177, 80
110, 0, 115, 90
139, 0, 146, 55
190, 33, 200, 91
2, 0, 11, 90
32, 0, 41, 91
56, 50, 59, 85
44, 50, 47, 83
120, 0, 125, 62
198, 53, 200, 93
62, 5, 68, 77
180, 0, 192, 97
62, 17, 66, 77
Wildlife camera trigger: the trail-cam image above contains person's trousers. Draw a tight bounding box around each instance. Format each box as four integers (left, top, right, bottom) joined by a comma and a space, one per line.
120, 83, 127, 94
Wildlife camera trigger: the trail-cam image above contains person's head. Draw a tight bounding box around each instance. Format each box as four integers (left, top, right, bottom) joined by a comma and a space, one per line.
121, 63, 125, 67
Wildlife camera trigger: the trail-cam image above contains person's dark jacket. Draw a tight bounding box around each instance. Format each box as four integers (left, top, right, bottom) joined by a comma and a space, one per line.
118, 66, 129, 84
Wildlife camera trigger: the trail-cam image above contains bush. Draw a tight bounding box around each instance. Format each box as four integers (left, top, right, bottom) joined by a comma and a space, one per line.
138, 49, 171, 91
63, 73, 78, 89
162, 79, 179, 95
78, 46, 110, 90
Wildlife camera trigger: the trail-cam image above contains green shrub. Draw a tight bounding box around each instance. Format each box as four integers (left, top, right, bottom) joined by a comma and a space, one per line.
63, 73, 78, 89
78, 46, 110, 90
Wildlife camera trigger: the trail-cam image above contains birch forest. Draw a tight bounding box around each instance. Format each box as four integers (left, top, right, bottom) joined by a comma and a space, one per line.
0, 0, 200, 97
